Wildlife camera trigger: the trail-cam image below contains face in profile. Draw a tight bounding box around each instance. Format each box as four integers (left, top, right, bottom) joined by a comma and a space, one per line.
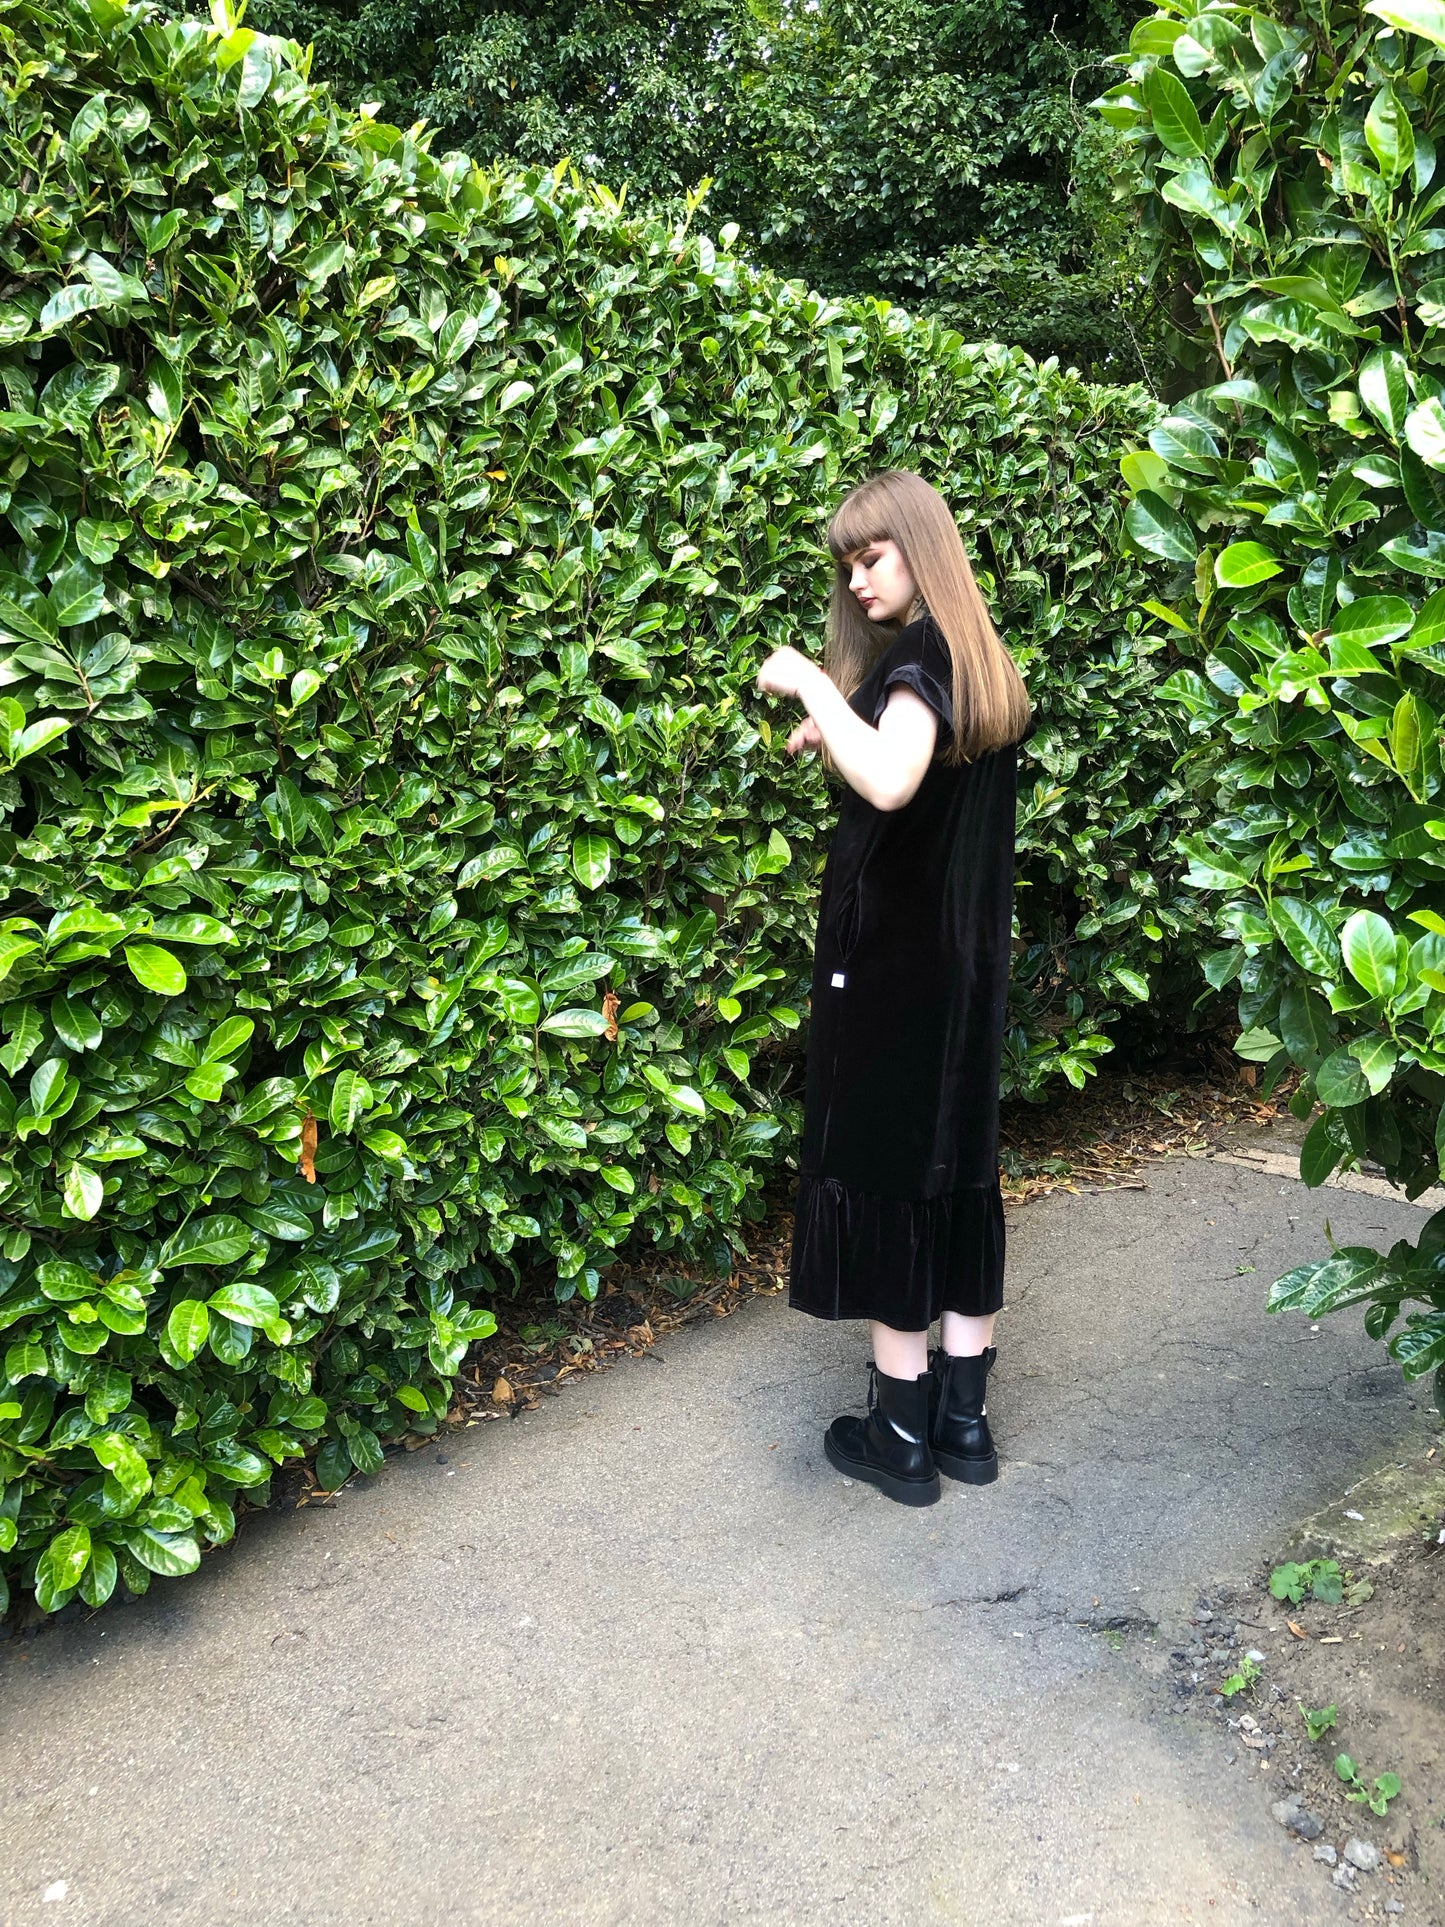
845, 536, 917, 625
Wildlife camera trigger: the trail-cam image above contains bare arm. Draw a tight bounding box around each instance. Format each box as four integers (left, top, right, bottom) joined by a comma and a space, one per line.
757, 646, 937, 812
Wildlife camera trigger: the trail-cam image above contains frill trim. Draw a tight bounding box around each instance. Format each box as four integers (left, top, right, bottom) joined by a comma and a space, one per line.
788, 1172, 1004, 1327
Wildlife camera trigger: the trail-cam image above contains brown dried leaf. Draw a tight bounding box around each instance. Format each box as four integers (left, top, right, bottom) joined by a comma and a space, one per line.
602, 990, 620, 1042
492, 1376, 514, 1404
299, 1109, 318, 1183
1287, 1620, 1308, 1639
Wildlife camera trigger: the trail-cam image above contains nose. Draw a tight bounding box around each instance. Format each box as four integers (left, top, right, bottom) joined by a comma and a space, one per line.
849, 560, 868, 592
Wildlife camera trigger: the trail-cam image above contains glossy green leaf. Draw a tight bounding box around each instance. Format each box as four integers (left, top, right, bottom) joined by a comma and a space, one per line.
36, 1258, 97, 1301
1125, 490, 1197, 563
1365, 84, 1415, 185
39, 1524, 91, 1595
1405, 396, 1445, 470
150, 914, 236, 946
1299, 1113, 1347, 1187
571, 833, 614, 890
1215, 542, 1280, 587
146, 357, 182, 426
1328, 597, 1415, 650
91, 1431, 151, 1500
62, 1162, 103, 1221
1316, 1046, 1369, 1107
1352, 1035, 1398, 1095
1121, 449, 1170, 493
50, 993, 102, 1051
539, 1008, 610, 1037
124, 944, 187, 996
1271, 900, 1342, 980
184, 1062, 235, 1101
1366, 0, 1445, 53
207, 1280, 281, 1328
203, 1016, 254, 1062
166, 1299, 210, 1364
158, 1214, 254, 1269
347, 1426, 384, 1475
121, 1526, 201, 1576
5, 1340, 47, 1380
1145, 64, 1207, 156
1341, 911, 1402, 999
329, 1068, 372, 1134
362, 1129, 408, 1161
78, 1540, 118, 1607
50, 559, 105, 626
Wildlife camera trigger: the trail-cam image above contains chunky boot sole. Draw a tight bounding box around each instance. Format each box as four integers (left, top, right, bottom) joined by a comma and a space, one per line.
933, 1443, 998, 1485
824, 1430, 941, 1506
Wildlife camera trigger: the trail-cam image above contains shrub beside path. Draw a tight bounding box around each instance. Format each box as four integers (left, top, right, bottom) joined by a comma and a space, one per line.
1, 1123, 1439, 1927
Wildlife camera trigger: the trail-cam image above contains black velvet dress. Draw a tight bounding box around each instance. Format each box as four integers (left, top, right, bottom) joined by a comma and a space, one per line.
788, 614, 1030, 1331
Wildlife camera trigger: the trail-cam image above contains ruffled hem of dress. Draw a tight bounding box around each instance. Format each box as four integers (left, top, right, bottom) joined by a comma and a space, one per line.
787, 1172, 1004, 1328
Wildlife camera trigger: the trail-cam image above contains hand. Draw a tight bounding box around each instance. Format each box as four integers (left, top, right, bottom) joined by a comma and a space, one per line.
755, 645, 824, 702
786, 717, 823, 756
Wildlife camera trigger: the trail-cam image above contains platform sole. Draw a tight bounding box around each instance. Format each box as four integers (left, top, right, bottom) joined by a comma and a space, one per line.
823, 1431, 941, 1506
933, 1446, 999, 1484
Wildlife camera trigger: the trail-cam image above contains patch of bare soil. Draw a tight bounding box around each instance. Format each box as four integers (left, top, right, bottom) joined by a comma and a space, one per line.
1143, 1447, 1445, 1924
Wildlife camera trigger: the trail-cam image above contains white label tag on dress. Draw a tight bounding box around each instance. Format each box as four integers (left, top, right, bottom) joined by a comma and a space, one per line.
831, 972, 846, 988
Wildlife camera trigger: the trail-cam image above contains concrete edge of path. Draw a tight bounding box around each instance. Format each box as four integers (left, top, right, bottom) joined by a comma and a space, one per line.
1199, 1143, 1445, 1213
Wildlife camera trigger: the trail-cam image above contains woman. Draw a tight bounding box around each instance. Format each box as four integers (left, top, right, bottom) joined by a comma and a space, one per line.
755, 470, 1033, 1507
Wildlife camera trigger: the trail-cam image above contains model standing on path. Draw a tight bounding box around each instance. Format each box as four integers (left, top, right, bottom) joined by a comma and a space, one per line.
755, 470, 1033, 1507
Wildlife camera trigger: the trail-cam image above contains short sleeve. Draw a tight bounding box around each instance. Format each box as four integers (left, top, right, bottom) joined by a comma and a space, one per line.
871, 618, 954, 748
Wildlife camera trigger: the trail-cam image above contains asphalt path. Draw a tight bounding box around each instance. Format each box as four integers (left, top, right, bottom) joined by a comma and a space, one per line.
1, 1134, 1434, 1926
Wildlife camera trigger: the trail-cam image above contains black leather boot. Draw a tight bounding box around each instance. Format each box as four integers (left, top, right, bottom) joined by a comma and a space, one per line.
927, 1345, 999, 1484
824, 1364, 940, 1506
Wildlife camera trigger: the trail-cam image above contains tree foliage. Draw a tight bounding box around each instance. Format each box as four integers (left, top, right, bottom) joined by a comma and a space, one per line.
243, 0, 1153, 374
1101, 0, 1445, 1411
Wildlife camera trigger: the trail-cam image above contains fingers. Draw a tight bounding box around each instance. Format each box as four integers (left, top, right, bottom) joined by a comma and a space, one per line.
756, 651, 791, 695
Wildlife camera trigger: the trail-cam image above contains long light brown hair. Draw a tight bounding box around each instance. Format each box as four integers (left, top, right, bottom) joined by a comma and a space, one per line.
825, 470, 1031, 763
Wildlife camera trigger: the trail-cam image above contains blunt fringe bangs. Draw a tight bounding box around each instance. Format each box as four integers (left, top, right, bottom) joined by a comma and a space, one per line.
824, 470, 1032, 763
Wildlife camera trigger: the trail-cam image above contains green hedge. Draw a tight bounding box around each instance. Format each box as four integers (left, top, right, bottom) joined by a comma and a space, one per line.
1099, 0, 1445, 1410
0, 0, 1179, 1613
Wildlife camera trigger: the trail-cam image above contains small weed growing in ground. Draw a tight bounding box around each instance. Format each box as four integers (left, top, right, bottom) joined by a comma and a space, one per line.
1302, 1703, 1338, 1742
519, 1321, 572, 1351
656, 1274, 702, 1302
1000, 1149, 1073, 1180
1221, 1656, 1261, 1699
1336, 1754, 1402, 1815
1269, 1557, 1344, 1605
